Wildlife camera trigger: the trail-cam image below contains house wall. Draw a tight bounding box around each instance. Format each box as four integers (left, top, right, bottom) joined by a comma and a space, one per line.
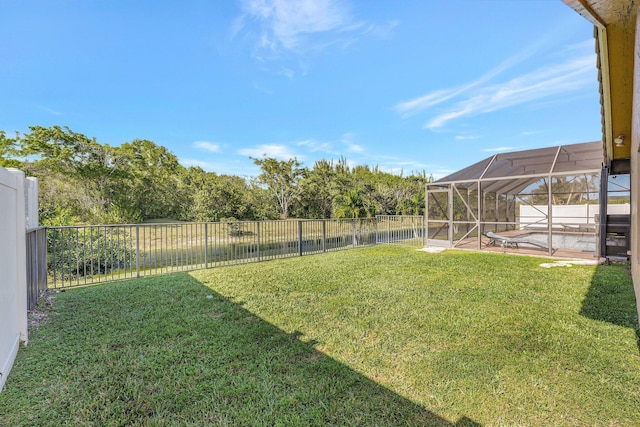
518, 204, 629, 229
0, 168, 28, 391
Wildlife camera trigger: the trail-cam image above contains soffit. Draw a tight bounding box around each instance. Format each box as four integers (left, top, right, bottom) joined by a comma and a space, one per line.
562, 0, 635, 26
562, 0, 638, 161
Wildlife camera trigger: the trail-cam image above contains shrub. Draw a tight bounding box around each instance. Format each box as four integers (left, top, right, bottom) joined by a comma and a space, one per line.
47, 227, 136, 281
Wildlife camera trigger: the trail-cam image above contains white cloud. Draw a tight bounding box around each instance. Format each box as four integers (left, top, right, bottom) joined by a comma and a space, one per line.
377, 158, 451, 179
180, 158, 217, 171
482, 146, 519, 153
37, 105, 63, 116
238, 0, 359, 52
340, 132, 364, 153
252, 82, 275, 94
237, 134, 364, 163
380, 160, 431, 174
395, 37, 596, 130
347, 143, 364, 153
424, 53, 596, 130
234, 0, 395, 78
362, 20, 399, 39
430, 169, 455, 180
395, 36, 550, 118
280, 66, 295, 78
455, 135, 480, 141
181, 158, 259, 177
566, 39, 595, 51
238, 144, 299, 159
296, 139, 335, 153
395, 88, 461, 118
348, 152, 435, 176
193, 141, 222, 153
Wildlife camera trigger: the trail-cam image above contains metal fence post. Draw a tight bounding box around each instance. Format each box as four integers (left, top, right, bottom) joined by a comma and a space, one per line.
40, 228, 47, 294
353, 220, 357, 248
298, 220, 303, 256
204, 223, 209, 269
373, 217, 377, 245
52, 229, 57, 288
257, 221, 261, 262
322, 220, 326, 252
135, 225, 140, 278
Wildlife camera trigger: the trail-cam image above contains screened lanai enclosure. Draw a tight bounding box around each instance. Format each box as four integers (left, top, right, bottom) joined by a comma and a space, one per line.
426, 142, 631, 260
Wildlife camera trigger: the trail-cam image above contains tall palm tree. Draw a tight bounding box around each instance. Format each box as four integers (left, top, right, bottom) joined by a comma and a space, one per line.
333, 189, 378, 246
333, 189, 376, 219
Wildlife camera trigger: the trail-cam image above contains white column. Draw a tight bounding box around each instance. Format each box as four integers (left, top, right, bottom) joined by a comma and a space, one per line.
8, 169, 28, 344
25, 177, 39, 229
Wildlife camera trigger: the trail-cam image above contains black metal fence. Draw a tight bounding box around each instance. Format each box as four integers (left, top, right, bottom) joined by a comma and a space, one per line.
29, 216, 424, 291
376, 215, 425, 245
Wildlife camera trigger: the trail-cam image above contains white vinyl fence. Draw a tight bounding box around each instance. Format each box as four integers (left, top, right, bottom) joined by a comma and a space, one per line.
0, 168, 29, 391
519, 204, 630, 230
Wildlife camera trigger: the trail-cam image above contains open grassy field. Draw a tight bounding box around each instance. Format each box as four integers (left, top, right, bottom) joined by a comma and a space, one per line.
1, 246, 639, 425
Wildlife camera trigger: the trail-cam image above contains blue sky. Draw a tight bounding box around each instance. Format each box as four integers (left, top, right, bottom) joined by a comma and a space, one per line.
1, 0, 600, 179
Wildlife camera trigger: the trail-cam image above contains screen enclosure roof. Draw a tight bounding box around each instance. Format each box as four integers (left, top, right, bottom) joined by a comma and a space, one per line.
430, 141, 604, 195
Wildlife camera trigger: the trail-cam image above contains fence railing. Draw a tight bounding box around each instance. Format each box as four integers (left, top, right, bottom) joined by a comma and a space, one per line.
26, 227, 48, 310
376, 215, 425, 245
43, 216, 423, 289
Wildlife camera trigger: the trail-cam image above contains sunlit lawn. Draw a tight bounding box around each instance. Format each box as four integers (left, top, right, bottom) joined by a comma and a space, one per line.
1, 245, 639, 425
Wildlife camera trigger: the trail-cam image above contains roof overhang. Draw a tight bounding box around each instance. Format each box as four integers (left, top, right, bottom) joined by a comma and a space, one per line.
561, 0, 637, 163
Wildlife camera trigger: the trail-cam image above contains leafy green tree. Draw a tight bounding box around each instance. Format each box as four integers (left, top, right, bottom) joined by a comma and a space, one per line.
333, 189, 378, 219
372, 184, 405, 215
295, 159, 338, 219
15, 126, 128, 223
184, 167, 252, 222
398, 188, 426, 215
528, 175, 599, 206
252, 157, 307, 219
332, 188, 378, 247
116, 139, 186, 220
0, 130, 22, 168
2, 124, 437, 225
245, 180, 280, 220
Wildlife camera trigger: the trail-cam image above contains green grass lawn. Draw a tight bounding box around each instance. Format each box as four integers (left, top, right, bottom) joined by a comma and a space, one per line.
1, 246, 639, 426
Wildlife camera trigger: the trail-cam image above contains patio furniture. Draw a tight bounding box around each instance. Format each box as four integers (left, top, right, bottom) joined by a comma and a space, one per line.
484, 231, 555, 252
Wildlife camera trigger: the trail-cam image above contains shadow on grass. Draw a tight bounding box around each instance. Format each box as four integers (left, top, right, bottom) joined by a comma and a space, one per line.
1, 273, 479, 426
580, 263, 640, 352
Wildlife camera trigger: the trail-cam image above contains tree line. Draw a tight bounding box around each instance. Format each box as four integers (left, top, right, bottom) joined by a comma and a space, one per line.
0, 126, 431, 225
